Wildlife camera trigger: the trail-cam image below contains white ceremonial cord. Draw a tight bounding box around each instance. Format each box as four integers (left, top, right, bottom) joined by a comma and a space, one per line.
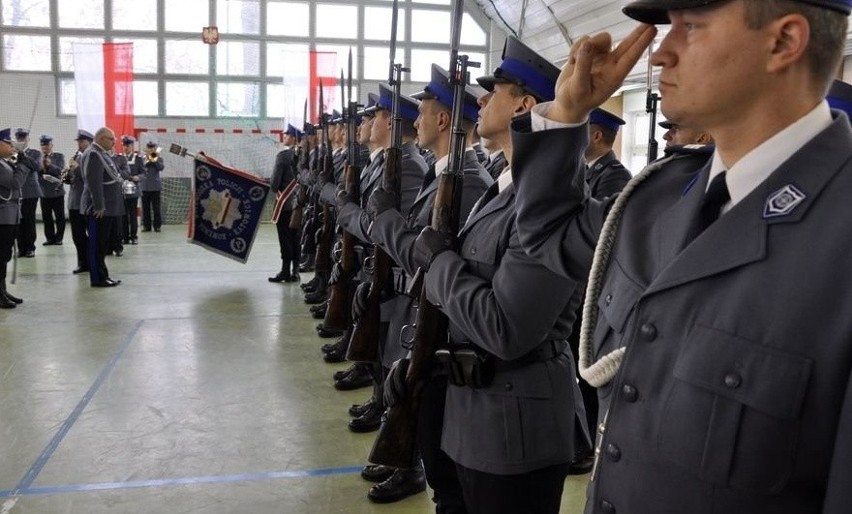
578, 156, 670, 387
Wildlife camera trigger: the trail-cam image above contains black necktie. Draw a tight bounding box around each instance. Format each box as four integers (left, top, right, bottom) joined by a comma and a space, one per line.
690, 171, 730, 241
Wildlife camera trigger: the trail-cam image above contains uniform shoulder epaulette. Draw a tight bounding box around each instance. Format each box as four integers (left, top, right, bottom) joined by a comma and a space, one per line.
665, 143, 714, 156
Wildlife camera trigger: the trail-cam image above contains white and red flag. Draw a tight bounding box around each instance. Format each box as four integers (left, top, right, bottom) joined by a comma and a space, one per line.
73, 42, 135, 136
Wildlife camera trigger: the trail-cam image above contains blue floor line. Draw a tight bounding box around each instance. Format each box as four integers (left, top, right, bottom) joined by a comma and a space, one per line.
0, 465, 362, 499
12, 320, 145, 495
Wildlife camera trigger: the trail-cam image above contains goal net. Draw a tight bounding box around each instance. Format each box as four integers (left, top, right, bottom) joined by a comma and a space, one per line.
134, 129, 284, 225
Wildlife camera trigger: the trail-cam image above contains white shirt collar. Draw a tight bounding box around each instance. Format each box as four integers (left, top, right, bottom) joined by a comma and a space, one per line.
369, 147, 384, 163
497, 165, 513, 193
709, 100, 832, 211
435, 155, 449, 175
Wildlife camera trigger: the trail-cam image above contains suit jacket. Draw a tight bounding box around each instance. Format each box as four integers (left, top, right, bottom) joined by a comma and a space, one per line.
485, 150, 508, 180
422, 177, 582, 476
80, 145, 123, 217
0, 159, 25, 225
67, 151, 85, 210
271, 148, 297, 210
511, 113, 852, 513
38, 151, 66, 199
20, 148, 43, 199
370, 149, 493, 366
139, 156, 164, 192
586, 150, 631, 199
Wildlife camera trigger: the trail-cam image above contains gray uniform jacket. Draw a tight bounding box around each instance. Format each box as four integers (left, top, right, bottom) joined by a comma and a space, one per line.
0, 159, 25, 225
337, 142, 427, 244
586, 150, 631, 199
484, 150, 508, 180
20, 149, 43, 199
67, 151, 85, 211
80, 146, 123, 217
38, 152, 66, 199
370, 149, 493, 367
421, 178, 582, 476
511, 113, 852, 513
139, 156, 164, 192
271, 148, 297, 210
112, 153, 142, 199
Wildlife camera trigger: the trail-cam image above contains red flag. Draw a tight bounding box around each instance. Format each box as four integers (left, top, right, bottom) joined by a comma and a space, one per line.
309, 50, 338, 123
74, 42, 135, 135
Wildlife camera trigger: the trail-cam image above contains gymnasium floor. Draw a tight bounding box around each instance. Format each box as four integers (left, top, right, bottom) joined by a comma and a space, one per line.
0, 224, 589, 513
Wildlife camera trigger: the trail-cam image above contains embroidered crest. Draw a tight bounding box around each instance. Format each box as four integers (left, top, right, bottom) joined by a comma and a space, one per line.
763, 184, 806, 218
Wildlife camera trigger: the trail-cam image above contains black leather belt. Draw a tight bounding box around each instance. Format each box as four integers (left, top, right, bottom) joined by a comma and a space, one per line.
436, 339, 568, 388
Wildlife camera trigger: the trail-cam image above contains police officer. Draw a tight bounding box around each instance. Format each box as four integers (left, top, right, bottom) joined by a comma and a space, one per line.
13, 129, 42, 257
366, 62, 494, 509
80, 127, 123, 287
659, 119, 714, 148
115, 135, 142, 245
139, 141, 164, 233
585, 108, 632, 198
826, 78, 852, 120
68, 130, 93, 274
408, 37, 587, 514
36, 135, 66, 246
0, 129, 26, 308
510, 1, 852, 512
268, 124, 301, 283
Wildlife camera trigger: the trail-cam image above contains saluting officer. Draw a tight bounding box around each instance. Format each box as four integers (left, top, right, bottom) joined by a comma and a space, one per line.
585, 108, 632, 198
408, 37, 588, 514
510, 0, 852, 512
36, 135, 66, 246
13, 129, 42, 257
0, 128, 26, 309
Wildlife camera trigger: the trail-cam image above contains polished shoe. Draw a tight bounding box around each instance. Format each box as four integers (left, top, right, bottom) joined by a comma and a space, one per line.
141, 228, 152, 232
367, 467, 427, 503
42, 241, 56, 246
311, 305, 327, 319
300, 275, 319, 292
268, 271, 292, 283
72, 267, 90, 274
154, 228, 161, 232
360, 464, 395, 483
113, 250, 123, 257
333, 363, 358, 381
323, 345, 347, 363
3, 290, 23, 304
20, 250, 35, 258
335, 366, 374, 391
91, 280, 119, 288
321, 335, 347, 354
0, 295, 15, 309
316, 324, 343, 338
286, 272, 300, 283
348, 402, 383, 433
130, 238, 138, 245
567, 449, 595, 475
349, 397, 376, 417
107, 278, 122, 286
304, 292, 327, 305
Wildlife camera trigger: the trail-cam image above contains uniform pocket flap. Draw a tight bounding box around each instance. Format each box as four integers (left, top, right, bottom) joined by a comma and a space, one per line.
597, 262, 644, 334
673, 325, 812, 420
482, 361, 554, 398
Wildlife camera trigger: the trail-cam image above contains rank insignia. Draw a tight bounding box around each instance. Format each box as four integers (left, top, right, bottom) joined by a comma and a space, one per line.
763, 184, 806, 218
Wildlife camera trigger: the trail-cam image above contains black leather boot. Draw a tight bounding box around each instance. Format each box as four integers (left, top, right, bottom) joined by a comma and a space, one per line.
348, 400, 383, 433
367, 465, 427, 503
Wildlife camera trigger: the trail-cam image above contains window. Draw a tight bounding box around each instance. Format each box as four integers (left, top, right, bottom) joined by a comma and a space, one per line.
134, 80, 160, 115
164, 0, 209, 32
3, 34, 51, 71
113, 0, 158, 31
411, 9, 450, 44
113, 38, 159, 74
59, 37, 105, 73
316, 4, 357, 39
59, 79, 76, 115
58, 0, 105, 30
461, 13, 486, 46
266, 1, 308, 37
165, 39, 209, 74
216, 81, 260, 116
217, 0, 260, 34
363, 45, 401, 81
216, 41, 260, 76
266, 42, 308, 79
166, 81, 209, 115
363, 6, 406, 41
2, 0, 50, 27
410, 48, 452, 82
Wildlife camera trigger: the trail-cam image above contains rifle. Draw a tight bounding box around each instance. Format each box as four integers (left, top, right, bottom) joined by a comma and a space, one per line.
313, 82, 336, 276
289, 99, 310, 230
324, 51, 361, 330
347, 0, 407, 363
645, 45, 660, 165
368, 0, 475, 468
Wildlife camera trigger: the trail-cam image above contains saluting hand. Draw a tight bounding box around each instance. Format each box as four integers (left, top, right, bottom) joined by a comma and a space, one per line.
548, 24, 657, 124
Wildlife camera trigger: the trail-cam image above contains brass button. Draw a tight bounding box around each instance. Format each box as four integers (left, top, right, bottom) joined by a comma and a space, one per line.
605, 294, 613, 305
724, 373, 742, 389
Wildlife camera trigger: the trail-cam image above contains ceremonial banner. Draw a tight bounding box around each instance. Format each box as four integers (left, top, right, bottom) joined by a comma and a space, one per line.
188, 154, 270, 263
73, 42, 135, 136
